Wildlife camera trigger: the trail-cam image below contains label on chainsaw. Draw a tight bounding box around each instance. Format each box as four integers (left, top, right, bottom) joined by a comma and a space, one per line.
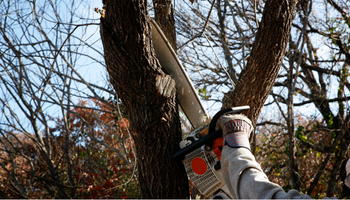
191, 157, 207, 175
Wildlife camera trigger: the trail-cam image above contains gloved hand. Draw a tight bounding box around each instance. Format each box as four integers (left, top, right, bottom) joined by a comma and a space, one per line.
215, 113, 254, 150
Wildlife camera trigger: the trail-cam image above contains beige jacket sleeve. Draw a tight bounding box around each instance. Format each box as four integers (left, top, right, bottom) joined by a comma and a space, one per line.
221, 146, 312, 199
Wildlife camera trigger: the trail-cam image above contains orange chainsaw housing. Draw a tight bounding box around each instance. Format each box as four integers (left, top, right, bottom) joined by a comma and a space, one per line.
212, 137, 223, 160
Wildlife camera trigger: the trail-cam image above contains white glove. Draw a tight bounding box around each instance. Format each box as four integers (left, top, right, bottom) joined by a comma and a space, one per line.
216, 113, 254, 150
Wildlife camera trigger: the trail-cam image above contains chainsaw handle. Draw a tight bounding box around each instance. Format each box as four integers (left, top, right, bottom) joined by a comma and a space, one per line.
208, 106, 250, 134
172, 106, 250, 161
171, 129, 223, 161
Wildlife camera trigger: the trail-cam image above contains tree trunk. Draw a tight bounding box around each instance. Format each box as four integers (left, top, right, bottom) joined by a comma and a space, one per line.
153, 0, 177, 50
222, 0, 298, 125
100, 0, 189, 198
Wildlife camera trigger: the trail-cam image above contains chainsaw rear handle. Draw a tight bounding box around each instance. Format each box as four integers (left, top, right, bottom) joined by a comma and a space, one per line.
172, 106, 250, 161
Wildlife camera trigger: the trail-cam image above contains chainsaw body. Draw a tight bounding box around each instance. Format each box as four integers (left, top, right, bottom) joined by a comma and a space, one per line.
181, 126, 229, 197
173, 106, 250, 198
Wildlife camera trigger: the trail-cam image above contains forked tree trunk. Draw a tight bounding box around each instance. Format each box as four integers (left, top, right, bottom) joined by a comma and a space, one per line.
100, 0, 189, 198
101, 0, 298, 197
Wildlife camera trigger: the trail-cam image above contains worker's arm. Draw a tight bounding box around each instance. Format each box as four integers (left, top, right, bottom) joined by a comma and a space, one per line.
221, 146, 311, 199
217, 114, 311, 199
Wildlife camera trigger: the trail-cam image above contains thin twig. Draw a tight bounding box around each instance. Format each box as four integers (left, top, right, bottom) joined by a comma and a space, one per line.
178, 0, 216, 49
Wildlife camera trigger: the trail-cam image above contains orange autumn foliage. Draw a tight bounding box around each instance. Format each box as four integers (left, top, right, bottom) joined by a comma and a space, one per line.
0, 99, 140, 198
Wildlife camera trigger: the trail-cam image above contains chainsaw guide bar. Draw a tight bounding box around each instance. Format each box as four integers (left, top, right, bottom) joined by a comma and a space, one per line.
150, 19, 210, 129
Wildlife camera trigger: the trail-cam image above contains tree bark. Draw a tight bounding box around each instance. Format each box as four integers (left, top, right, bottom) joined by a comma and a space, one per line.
153, 0, 177, 50
100, 0, 189, 198
222, 0, 298, 125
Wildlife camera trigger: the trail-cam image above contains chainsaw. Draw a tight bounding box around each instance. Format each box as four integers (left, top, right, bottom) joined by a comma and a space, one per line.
172, 106, 249, 198
151, 19, 249, 198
